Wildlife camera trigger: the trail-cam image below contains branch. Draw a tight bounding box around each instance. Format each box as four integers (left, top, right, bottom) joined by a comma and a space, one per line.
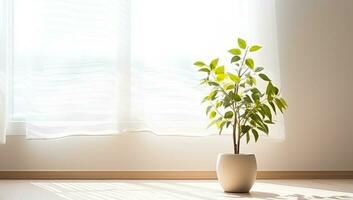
209, 74, 233, 100
238, 47, 249, 77
209, 101, 225, 119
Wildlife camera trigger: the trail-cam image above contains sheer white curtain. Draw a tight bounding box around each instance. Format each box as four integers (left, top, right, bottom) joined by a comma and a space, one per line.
130, 0, 284, 137
2, 0, 283, 140
13, 0, 129, 138
0, 0, 11, 143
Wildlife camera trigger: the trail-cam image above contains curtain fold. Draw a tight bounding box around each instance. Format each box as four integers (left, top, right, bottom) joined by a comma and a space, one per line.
0, 0, 10, 144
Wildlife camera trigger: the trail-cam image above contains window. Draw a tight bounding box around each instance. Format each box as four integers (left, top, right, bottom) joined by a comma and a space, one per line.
2, 0, 284, 139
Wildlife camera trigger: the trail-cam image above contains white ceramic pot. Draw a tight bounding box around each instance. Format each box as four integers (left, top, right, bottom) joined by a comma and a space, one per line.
216, 153, 257, 193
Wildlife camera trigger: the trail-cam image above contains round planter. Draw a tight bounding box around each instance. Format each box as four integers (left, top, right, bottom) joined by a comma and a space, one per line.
216, 153, 257, 193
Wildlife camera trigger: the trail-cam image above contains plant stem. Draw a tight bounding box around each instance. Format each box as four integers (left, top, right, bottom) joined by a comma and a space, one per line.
238, 47, 249, 77
232, 48, 249, 154
233, 117, 238, 154
237, 121, 241, 154
209, 101, 224, 118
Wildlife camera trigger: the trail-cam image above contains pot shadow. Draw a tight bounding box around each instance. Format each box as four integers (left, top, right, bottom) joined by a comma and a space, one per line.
224, 191, 282, 199
169, 181, 353, 200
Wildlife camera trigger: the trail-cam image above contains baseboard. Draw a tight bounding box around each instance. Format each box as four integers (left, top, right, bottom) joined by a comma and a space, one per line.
0, 171, 215, 180
257, 171, 353, 179
0, 171, 353, 180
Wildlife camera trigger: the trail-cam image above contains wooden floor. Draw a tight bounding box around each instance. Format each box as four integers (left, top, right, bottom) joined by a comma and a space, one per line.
0, 180, 352, 200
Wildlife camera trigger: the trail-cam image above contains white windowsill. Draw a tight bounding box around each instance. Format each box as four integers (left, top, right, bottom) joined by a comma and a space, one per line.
6, 121, 25, 135
6, 121, 285, 142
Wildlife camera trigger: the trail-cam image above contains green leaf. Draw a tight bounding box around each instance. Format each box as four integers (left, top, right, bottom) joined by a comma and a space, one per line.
262, 104, 272, 121
247, 76, 256, 86
210, 58, 219, 70
194, 61, 206, 67
198, 68, 210, 73
273, 86, 279, 95
252, 129, 259, 142
231, 56, 241, 63
257, 123, 269, 135
233, 93, 241, 101
226, 121, 232, 128
209, 111, 217, 119
246, 132, 250, 143
264, 120, 274, 124
238, 38, 247, 49
250, 120, 256, 127
218, 128, 224, 135
205, 105, 212, 115
275, 98, 284, 113
250, 113, 262, 122
207, 117, 222, 128
216, 74, 225, 82
259, 73, 271, 81
280, 97, 288, 108
266, 81, 274, 96
258, 108, 266, 119
223, 96, 232, 108
208, 90, 218, 100
244, 95, 253, 104
208, 81, 219, 86
250, 88, 261, 94
250, 87, 261, 101
227, 73, 240, 83
228, 48, 241, 55
199, 79, 208, 85
224, 83, 235, 90
263, 123, 269, 134
224, 111, 233, 119
201, 95, 209, 103
250, 45, 262, 52
269, 101, 277, 114
215, 66, 224, 74
245, 58, 254, 70
257, 126, 267, 135
251, 114, 268, 133
251, 92, 260, 102
215, 101, 222, 108
241, 125, 251, 133
217, 120, 226, 129
218, 120, 227, 135
255, 67, 264, 72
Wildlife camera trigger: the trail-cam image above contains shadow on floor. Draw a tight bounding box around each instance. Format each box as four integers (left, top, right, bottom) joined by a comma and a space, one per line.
257, 180, 353, 193
30, 181, 353, 200
228, 192, 353, 200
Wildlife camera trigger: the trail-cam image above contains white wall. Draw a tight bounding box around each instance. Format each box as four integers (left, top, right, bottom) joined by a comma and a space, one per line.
0, 0, 353, 171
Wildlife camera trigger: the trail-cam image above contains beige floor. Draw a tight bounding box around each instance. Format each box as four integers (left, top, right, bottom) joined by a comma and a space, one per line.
0, 179, 352, 200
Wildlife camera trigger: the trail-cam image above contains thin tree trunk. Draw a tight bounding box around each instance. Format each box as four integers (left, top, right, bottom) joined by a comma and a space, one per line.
233, 117, 238, 154
237, 124, 241, 154
237, 122, 241, 154
232, 128, 237, 154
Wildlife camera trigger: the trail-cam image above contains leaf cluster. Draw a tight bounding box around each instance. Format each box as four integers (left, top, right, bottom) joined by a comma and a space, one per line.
194, 38, 287, 145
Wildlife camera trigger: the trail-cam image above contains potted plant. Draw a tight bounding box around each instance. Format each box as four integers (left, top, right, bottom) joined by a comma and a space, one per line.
194, 38, 287, 193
